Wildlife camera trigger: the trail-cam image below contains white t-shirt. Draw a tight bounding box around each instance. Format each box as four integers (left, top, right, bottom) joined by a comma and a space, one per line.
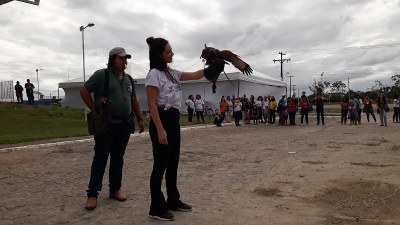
234, 100, 242, 112
145, 68, 182, 110
394, 99, 399, 108
194, 99, 204, 111
358, 98, 364, 108
264, 100, 270, 109
185, 99, 195, 109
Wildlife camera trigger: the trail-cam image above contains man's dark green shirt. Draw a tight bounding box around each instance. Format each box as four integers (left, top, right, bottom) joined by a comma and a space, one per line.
84, 68, 136, 123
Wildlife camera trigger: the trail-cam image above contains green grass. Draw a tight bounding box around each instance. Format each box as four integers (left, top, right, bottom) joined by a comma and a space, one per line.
0, 103, 214, 145
0, 103, 88, 145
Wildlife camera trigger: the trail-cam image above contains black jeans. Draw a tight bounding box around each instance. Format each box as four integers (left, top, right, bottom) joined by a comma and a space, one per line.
233, 111, 242, 125
393, 107, 399, 122
341, 109, 348, 124
258, 107, 263, 121
149, 108, 181, 215
187, 108, 194, 122
87, 123, 132, 197
316, 107, 324, 124
269, 110, 276, 123
365, 108, 376, 122
289, 111, 295, 125
27, 92, 34, 105
196, 110, 204, 123
300, 109, 309, 124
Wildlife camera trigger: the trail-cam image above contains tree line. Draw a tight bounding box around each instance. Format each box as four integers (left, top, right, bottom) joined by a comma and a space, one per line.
307, 74, 400, 103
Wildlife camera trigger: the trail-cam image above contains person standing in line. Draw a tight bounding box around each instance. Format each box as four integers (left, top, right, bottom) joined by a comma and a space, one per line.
233, 97, 242, 126
226, 95, 233, 123
263, 95, 270, 124
145, 36, 224, 221
300, 94, 310, 125
340, 97, 349, 125
392, 94, 399, 123
277, 94, 287, 126
256, 96, 263, 123
292, 94, 298, 125
269, 96, 277, 124
194, 94, 205, 123
357, 95, 363, 124
251, 103, 259, 125
185, 95, 195, 123
80, 47, 145, 210
377, 93, 389, 126
25, 79, 35, 105
348, 102, 358, 126
219, 96, 227, 123
313, 88, 326, 125
287, 97, 296, 125
249, 95, 255, 106
241, 97, 251, 124
364, 95, 377, 123
14, 81, 24, 104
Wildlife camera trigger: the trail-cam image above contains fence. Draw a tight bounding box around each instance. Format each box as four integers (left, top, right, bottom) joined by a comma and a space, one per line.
0, 80, 14, 102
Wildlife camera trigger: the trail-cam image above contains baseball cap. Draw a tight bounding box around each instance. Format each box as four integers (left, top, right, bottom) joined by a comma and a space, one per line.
109, 47, 131, 59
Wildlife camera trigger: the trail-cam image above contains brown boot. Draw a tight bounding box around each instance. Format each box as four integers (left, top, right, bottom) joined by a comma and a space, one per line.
85, 197, 97, 210
109, 190, 127, 201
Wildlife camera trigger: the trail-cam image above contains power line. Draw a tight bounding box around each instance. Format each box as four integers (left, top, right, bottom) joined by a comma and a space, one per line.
241, 42, 400, 58
272, 52, 291, 80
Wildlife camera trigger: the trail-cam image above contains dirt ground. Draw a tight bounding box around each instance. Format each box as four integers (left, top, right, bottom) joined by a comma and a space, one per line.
1, 116, 400, 225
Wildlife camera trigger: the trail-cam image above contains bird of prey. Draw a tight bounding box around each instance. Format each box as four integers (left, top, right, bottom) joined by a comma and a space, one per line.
200, 44, 253, 93
201, 44, 253, 76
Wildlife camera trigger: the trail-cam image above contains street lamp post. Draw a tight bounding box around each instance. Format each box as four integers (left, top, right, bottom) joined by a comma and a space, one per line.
79, 23, 95, 82
36, 68, 43, 100
287, 75, 294, 98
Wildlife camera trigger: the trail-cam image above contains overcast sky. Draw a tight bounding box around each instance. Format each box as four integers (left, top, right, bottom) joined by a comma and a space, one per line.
1, 0, 399, 97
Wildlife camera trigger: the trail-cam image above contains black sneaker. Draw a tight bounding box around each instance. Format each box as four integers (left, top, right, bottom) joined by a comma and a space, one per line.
167, 200, 193, 212
149, 211, 175, 221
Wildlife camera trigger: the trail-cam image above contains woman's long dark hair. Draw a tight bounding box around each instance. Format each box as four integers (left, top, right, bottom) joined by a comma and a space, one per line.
377, 93, 387, 105
146, 37, 168, 71
146, 36, 178, 83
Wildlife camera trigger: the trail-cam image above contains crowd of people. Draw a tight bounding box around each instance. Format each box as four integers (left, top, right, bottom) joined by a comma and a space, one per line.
184, 88, 400, 127
340, 92, 397, 126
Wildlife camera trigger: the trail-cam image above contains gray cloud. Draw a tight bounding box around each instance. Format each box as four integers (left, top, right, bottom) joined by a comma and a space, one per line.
0, 0, 399, 96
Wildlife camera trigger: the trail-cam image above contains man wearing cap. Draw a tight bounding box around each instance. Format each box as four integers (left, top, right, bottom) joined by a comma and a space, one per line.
25, 79, 35, 105
80, 47, 145, 210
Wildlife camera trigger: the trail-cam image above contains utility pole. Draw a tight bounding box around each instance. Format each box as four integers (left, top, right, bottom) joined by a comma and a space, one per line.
291, 85, 296, 97
348, 77, 350, 101
320, 72, 324, 92
287, 75, 294, 97
273, 52, 291, 81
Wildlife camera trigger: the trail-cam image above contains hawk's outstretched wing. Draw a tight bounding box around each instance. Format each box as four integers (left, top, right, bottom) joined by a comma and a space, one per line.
219, 50, 253, 75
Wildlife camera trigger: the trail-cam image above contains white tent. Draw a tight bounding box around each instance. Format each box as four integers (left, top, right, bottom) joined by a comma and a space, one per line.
59, 59, 286, 112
